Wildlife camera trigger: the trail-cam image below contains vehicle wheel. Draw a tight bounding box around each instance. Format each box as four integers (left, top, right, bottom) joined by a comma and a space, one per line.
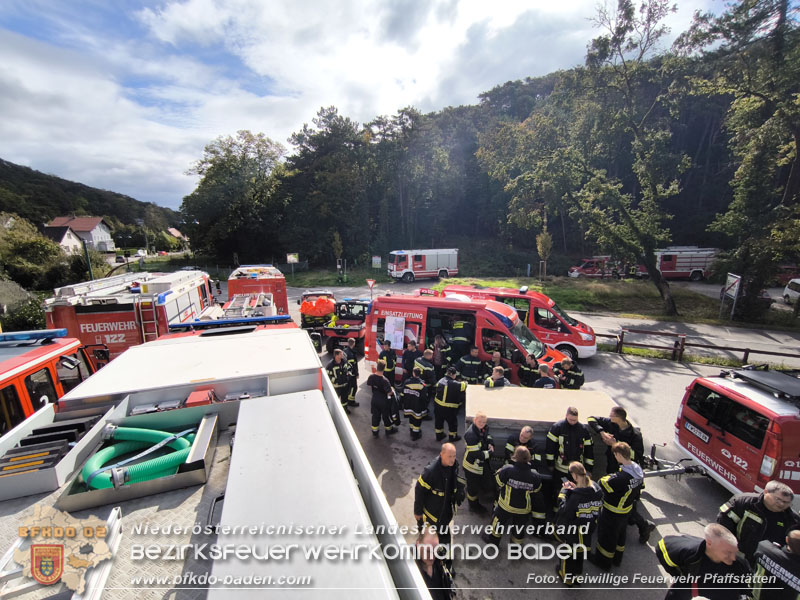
402, 272, 415, 283
325, 338, 337, 355
438, 270, 448, 279
785, 295, 792, 305
690, 270, 703, 282
555, 344, 577, 361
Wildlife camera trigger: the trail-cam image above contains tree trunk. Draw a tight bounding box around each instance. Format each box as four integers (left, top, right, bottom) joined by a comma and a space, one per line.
560, 209, 568, 253
642, 253, 678, 316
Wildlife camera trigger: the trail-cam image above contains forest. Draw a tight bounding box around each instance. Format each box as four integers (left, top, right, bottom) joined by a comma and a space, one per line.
180, 0, 800, 317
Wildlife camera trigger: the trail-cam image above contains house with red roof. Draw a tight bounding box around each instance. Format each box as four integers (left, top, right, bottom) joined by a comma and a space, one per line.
39, 225, 83, 254
47, 216, 115, 252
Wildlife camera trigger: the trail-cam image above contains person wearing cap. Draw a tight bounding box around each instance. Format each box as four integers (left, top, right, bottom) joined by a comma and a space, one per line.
434, 366, 467, 442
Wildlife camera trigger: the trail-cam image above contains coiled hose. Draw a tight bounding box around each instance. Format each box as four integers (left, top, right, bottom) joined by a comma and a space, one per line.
82, 427, 195, 490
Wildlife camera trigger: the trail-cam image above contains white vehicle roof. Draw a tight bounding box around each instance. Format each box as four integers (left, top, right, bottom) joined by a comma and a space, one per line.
389, 249, 458, 254
47, 270, 208, 305
700, 374, 800, 417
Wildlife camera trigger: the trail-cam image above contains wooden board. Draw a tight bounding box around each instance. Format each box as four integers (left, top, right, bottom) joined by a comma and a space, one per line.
466, 385, 617, 427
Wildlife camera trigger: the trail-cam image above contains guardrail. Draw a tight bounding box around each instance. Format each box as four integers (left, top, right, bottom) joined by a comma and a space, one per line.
595, 329, 800, 364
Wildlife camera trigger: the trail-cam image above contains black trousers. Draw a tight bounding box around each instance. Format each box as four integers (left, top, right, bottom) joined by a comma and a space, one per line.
335, 386, 348, 408
556, 529, 593, 584
488, 505, 531, 543
465, 470, 488, 502
347, 374, 357, 402
594, 509, 628, 569
434, 405, 458, 438
371, 398, 394, 432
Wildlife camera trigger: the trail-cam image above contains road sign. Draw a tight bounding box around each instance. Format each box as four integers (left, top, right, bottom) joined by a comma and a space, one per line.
286, 253, 299, 264
723, 273, 741, 299
366, 279, 375, 289
371, 255, 381, 268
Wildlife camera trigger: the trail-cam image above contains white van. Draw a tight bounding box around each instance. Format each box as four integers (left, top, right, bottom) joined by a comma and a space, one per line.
783, 278, 800, 305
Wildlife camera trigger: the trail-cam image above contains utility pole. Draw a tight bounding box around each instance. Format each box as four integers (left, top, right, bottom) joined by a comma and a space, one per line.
81, 239, 94, 280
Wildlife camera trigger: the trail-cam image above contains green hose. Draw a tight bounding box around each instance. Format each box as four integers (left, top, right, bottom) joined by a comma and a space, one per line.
82, 427, 194, 490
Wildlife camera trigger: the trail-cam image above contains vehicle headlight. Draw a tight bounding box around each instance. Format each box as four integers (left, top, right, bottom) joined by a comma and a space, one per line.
580, 333, 594, 342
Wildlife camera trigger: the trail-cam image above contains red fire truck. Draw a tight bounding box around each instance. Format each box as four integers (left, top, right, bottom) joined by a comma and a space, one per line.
365, 294, 565, 384
45, 270, 216, 360
227, 265, 289, 314
0, 329, 106, 435
387, 249, 458, 282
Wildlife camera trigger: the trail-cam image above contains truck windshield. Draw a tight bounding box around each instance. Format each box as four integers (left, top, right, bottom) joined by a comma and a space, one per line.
550, 303, 578, 327
509, 321, 546, 359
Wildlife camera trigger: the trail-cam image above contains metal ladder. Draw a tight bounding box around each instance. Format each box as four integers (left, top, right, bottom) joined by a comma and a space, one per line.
135, 297, 159, 342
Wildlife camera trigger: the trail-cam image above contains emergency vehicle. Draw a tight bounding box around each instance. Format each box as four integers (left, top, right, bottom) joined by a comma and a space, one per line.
226, 264, 289, 314
387, 249, 458, 282
0, 329, 105, 436
45, 270, 216, 360
442, 284, 596, 360
364, 294, 565, 384
322, 298, 369, 354
568, 256, 619, 278
649, 246, 718, 281
675, 367, 800, 498
0, 323, 430, 598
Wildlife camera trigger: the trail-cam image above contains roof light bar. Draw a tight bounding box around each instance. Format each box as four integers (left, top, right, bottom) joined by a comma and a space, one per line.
0, 329, 68, 343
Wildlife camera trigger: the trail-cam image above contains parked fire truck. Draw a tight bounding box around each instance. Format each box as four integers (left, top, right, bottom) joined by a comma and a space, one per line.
0, 329, 106, 436
649, 246, 718, 281
365, 294, 565, 384
0, 322, 430, 598
226, 264, 289, 313
387, 249, 458, 282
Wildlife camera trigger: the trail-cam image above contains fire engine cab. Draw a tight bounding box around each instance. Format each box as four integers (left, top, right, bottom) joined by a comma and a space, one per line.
46, 270, 216, 360
387, 249, 458, 282
226, 264, 289, 314
675, 367, 800, 498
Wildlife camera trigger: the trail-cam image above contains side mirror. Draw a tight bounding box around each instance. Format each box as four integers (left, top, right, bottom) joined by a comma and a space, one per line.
93, 348, 110, 362
59, 356, 80, 370
297, 299, 301, 305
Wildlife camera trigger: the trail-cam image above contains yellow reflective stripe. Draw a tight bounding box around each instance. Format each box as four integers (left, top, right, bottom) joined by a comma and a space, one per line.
423, 509, 438, 523
495, 471, 504, 488
498, 498, 531, 515
435, 398, 461, 408
547, 431, 558, 442
418, 475, 431, 490
465, 443, 482, 451
658, 539, 678, 568
505, 443, 515, 453
597, 544, 615, 558
463, 461, 483, 475
600, 475, 614, 493
603, 502, 632, 514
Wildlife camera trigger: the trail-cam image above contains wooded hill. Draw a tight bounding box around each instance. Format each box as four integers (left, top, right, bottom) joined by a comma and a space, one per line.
0, 159, 179, 231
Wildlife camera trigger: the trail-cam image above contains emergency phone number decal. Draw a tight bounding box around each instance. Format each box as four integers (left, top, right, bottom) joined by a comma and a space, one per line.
684, 419, 710, 444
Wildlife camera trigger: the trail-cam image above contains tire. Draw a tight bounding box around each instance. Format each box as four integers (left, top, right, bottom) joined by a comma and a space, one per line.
438, 270, 448, 279
555, 344, 577, 361
325, 338, 337, 355
689, 270, 703, 282
401, 272, 415, 283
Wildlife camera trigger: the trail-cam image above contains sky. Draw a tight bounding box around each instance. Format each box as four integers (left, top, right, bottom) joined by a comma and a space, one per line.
0, 0, 715, 211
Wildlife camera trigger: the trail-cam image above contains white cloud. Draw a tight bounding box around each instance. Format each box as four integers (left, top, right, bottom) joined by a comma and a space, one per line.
0, 0, 716, 209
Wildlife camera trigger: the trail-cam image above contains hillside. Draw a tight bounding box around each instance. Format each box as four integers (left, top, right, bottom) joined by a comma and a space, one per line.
0, 158, 178, 230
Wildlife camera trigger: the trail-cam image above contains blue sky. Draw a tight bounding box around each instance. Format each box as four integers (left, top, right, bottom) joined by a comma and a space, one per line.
0, 0, 715, 210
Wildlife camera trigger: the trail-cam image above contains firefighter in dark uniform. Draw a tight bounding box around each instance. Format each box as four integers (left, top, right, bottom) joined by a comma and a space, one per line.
546, 407, 594, 503
518, 354, 540, 387
463, 411, 494, 514
326, 349, 350, 411
717, 480, 799, 565
485, 446, 546, 545
456, 346, 483, 384
482, 351, 503, 381
554, 461, 603, 587
591, 442, 644, 571
432, 334, 453, 381
403, 367, 427, 440
752, 529, 800, 599
656, 523, 752, 600
415, 348, 436, 415
588, 406, 655, 543
450, 319, 473, 361
434, 367, 467, 441
553, 358, 584, 389
378, 339, 397, 382
484, 366, 511, 388
342, 338, 359, 407
414, 443, 466, 549
367, 360, 397, 437
402, 340, 422, 382
505, 426, 538, 465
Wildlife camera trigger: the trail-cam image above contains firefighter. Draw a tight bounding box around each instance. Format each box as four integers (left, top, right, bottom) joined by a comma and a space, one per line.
591, 442, 644, 571
414, 443, 466, 549
482, 351, 503, 380
504, 426, 538, 465
456, 346, 483, 384
518, 354, 540, 387
432, 334, 452, 380
533, 364, 557, 389
326, 349, 350, 411
342, 338, 359, 407
403, 367, 427, 440
484, 446, 546, 545
415, 348, 436, 388
462, 411, 494, 514
554, 462, 603, 587
450, 319, 473, 361
752, 529, 800, 599
402, 340, 423, 382
484, 366, 511, 388
588, 406, 655, 544
367, 360, 397, 437
434, 366, 467, 442
717, 480, 799, 565
416, 529, 455, 600
546, 407, 594, 481
553, 358, 584, 390
378, 339, 397, 381
656, 523, 752, 600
